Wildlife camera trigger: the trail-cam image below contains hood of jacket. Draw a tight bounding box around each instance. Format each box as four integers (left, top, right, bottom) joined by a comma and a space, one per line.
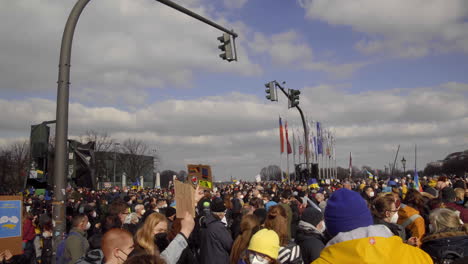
202, 213, 222, 227
422, 230, 468, 243
296, 220, 323, 243
326, 225, 393, 247
313, 230, 433, 264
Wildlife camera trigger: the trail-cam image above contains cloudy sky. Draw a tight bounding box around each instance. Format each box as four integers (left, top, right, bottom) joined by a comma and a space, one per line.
1, 0, 468, 181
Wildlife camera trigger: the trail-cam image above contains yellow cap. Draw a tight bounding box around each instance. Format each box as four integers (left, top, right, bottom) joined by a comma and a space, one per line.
248, 229, 280, 260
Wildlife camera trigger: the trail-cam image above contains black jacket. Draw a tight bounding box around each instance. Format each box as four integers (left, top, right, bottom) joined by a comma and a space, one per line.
295, 223, 325, 264
421, 230, 468, 264
199, 214, 233, 264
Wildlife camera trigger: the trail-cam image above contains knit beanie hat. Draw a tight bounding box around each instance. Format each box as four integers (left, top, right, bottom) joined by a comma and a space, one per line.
248, 229, 280, 259
324, 188, 373, 237
301, 207, 323, 226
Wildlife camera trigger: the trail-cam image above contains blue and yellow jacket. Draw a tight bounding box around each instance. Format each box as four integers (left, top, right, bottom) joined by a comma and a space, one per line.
312, 225, 432, 264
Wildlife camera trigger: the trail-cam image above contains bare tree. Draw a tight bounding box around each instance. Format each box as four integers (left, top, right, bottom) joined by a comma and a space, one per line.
260, 165, 281, 181
119, 138, 159, 182
0, 140, 30, 191
79, 130, 115, 152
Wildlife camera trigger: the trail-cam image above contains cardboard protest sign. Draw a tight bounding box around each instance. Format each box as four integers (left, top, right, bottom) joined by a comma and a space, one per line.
187, 164, 213, 190
0, 196, 22, 255
174, 180, 195, 219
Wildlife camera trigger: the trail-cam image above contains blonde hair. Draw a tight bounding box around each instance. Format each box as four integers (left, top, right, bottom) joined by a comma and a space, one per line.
135, 213, 167, 254
429, 208, 462, 233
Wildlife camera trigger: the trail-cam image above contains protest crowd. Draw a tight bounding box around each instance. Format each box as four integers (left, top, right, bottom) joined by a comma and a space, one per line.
1, 174, 468, 264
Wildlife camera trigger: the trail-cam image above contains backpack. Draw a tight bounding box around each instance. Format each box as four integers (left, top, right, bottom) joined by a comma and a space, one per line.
278, 242, 304, 264
75, 249, 104, 264
55, 232, 83, 264
41, 236, 54, 264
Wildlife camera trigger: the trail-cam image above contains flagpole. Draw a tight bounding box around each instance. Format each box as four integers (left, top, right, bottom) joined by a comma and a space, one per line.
287, 151, 290, 184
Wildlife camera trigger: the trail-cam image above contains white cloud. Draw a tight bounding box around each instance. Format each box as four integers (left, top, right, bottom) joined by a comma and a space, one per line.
249, 30, 366, 77
1, 82, 467, 179
0, 0, 262, 105
224, 0, 248, 9
298, 0, 468, 58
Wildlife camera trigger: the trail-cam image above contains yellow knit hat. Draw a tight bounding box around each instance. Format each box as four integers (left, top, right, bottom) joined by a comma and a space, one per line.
248, 229, 280, 260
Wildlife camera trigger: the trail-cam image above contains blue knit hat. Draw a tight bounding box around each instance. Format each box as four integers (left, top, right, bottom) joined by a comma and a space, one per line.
324, 188, 373, 237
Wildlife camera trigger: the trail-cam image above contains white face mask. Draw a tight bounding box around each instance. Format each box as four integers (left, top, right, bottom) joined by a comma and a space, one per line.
85, 221, 91, 230
390, 212, 399, 224
250, 255, 270, 264
240, 195, 244, 199
140, 210, 146, 215
369, 192, 375, 197
91, 211, 97, 218
221, 215, 227, 226
43, 231, 52, 238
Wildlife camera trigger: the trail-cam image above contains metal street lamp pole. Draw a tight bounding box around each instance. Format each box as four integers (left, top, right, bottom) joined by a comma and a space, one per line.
113, 143, 120, 187
53, 0, 91, 240
401, 157, 406, 177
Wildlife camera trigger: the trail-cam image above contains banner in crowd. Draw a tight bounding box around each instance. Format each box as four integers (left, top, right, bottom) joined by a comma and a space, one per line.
0, 196, 22, 255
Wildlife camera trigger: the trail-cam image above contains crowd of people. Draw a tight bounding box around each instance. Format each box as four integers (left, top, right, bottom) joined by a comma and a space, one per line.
2, 174, 468, 264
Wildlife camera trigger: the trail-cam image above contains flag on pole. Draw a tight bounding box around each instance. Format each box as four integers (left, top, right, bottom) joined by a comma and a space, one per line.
279, 117, 284, 154
317, 122, 323, 155
292, 131, 296, 156
414, 145, 422, 191
285, 121, 292, 154
349, 152, 352, 177
366, 169, 374, 179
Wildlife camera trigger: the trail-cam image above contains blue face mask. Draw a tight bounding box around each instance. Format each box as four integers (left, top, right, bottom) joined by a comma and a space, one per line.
455, 200, 464, 205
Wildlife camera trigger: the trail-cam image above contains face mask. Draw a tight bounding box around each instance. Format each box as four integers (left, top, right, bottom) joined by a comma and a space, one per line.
249, 254, 270, 264
390, 212, 399, 224
455, 200, 464, 205
240, 195, 244, 199
154, 233, 169, 252
85, 222, 91, 230
369, 192, 375, 198
26, 206, 31, 212
140, 210, 146, 215
91, 211, 97, 218
42, 231, 52, 238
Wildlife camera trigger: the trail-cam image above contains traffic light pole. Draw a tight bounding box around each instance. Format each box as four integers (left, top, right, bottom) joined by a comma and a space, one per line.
274, 82, 311, 178
54, 0, 239, 239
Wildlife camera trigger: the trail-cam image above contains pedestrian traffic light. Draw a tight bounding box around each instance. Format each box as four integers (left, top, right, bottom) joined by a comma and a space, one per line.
288, 89, 300, 108
218, 33, 234, 62
265, 81, 277, 101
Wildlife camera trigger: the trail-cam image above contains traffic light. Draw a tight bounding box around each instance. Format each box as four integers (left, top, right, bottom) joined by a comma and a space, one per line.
218, 33, 234, 62
265, 81, 277, 101
288, 89, 300, 108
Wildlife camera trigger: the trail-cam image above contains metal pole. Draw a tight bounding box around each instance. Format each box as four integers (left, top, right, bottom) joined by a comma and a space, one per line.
53, 0, 91, 239
113, 150, 116, 187
275, 82, 310, 175
391, 145, 400, 176
156, 0, 238, 38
